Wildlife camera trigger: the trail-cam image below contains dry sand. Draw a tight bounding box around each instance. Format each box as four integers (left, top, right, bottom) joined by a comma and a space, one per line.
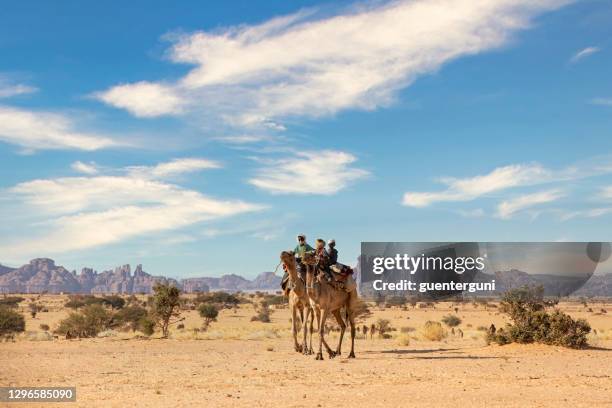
2, 296, 612, 407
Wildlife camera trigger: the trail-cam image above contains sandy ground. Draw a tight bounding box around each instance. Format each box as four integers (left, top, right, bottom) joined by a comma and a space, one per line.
2, 297, 612, 408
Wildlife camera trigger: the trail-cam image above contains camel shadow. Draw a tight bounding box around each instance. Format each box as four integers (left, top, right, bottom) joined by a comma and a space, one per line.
368, 348, 460, 355
585, 346, 612, 351
411, 355, 501, 360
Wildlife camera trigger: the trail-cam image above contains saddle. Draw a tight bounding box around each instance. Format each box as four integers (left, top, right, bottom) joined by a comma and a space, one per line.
325, 264, 356, 292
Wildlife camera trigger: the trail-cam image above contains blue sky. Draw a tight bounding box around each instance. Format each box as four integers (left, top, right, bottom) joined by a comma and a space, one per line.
0, 0, 611, 278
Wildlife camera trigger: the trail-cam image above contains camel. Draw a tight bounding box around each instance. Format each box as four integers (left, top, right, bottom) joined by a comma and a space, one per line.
281, 254, 320, 355
288, 250, 358, 360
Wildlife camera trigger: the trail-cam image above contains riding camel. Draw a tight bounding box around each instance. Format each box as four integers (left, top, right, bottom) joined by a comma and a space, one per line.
281, 254, 320, 355
281, 250, 358, 360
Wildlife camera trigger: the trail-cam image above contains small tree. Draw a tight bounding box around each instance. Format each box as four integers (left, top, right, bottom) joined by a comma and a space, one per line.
151, 283, 181, 338
0, 307, 25, 339
198, 303, 218, 329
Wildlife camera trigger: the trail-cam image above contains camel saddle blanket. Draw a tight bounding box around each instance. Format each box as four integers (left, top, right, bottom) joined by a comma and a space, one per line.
329, 264, 356, 292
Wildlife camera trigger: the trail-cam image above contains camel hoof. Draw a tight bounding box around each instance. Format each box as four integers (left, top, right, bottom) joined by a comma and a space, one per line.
315, 353, 324, 360
295, 345, 303, 353
328, 351, 337, 359
348, 352, 356, 359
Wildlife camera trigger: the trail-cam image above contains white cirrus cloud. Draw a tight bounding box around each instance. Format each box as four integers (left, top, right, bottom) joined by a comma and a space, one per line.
127, 157, 222, 179
1, 160, 263, 257
0, 105, 121, 151
0, 78, 37, 98
71, 161, 99, 175
590, 98, 612, 107
402, 163, 557, 207
560, 207, 612, 221
601, 186, 612, 199
496, 189, 565, 219
569, 46, 600, 63
94, 0, 571, 129
249, 150, 368, 194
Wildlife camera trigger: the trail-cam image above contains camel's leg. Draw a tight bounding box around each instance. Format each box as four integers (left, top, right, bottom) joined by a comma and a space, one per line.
316, 309, 329, 360
291, 304, 301, 353
302, 305, 310, 355
308, 306, 315, 354
347, 309, 356, 359
332, 309, 346, 356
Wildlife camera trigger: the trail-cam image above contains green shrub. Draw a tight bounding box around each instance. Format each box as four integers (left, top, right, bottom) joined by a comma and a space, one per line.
441, 314, 462, 327
0, 296, 24, 309
139, 317, 155, 336
102, 295, 125, 310
55, 304, 113, 338
488, 285, 591, 349
198, 303, 219, 327
112, 305, 148, 332
195, 292, 241, 308
0, 307, 26, 338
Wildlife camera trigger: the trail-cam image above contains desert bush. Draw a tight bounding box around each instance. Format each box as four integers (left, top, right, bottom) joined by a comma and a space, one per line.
177, 323, 185, 330
488, 285, 591, 348
262, 294, 287, 306
353, 299, 372, 321
0, 296, 24, 309
420, 321, 448, 341
195, 292, 241, 309
198, 303, 219, 329
112, 305, 147, 332
400, 326, 415, 333
65, 297, 86, 309
0, 307, 26, 338
441, 314, 462, 327
476, 325, 488, 332
151, 283, 182, 338
397, 332, 411, 346
139, 317, 156, 336
55, 304, 113, 338
102, 295, 125, 310
376, 318, 392, 338
39, 323, 50, 331
252, 302, 272, 323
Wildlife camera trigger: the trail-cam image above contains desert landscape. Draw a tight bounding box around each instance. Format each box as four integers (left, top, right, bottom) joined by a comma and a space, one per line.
2, 293, 612, 408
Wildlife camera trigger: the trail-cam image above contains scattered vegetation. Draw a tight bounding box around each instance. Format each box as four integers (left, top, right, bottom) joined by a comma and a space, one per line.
376, 318, 393, 339
0, 307, 26, 339
112, 305, 148, 332
251, 301, 272, 323
487, 286, 591, 349
0, 296, 24, 309
420, 321, 448, 341
441, 314, 462, 328
55, 304, 113, 339
39, 323, 50, 331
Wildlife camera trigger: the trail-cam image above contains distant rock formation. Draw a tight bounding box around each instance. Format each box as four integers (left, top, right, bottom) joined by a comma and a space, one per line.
0, 258, 281, 294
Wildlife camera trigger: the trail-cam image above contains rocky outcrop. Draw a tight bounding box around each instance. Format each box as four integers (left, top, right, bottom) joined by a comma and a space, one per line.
0, 258, 279, 294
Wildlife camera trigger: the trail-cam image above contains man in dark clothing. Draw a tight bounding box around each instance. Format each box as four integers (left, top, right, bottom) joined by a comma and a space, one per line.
327, 239, 338, 265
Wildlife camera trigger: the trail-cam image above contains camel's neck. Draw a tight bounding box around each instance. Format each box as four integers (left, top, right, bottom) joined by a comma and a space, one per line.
285, 261, 305, 296
305, 264, 320, 301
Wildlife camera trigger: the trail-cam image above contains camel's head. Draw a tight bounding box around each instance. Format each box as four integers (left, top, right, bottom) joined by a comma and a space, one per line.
280, 250, 295, 266
302, 251, 317, 265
